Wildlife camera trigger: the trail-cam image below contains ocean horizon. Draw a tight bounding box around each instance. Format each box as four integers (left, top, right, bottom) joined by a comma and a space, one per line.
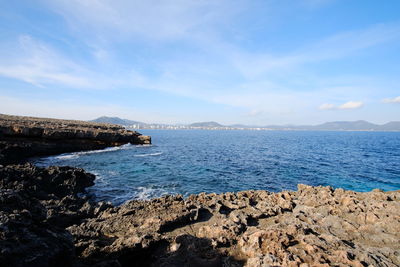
34, 129, 400, 205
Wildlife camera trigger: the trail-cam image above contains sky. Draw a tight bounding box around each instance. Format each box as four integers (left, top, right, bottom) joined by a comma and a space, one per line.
0, 0, 399, 125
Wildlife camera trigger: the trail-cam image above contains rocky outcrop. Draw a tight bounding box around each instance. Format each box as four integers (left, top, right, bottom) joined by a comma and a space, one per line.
70, 186, 400, 267
0, 114, 151, 164
1, 163, 399, 267
0, 163, 111, 267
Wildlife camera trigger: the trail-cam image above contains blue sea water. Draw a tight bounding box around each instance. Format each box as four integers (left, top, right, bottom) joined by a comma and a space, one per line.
34, 130, 400, 205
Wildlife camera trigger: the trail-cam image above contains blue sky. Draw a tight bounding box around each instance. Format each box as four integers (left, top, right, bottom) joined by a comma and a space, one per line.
0, 0, 399, 125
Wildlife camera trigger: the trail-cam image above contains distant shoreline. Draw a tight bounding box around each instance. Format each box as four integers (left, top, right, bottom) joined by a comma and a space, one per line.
92, 116, 400, 131
130, 127, 400, 132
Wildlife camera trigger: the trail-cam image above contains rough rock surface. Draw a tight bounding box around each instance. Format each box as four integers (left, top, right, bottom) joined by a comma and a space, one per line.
0, 163, 111, 267
70, 186, 400, 267
0, 114, 151, 164
1, 164, 399, 267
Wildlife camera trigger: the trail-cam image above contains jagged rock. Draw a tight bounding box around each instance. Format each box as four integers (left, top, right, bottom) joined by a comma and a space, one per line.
1, 163, 399, 266
0, 164, 104, 267
68, 186, 400, 266
0, 114, 151, 164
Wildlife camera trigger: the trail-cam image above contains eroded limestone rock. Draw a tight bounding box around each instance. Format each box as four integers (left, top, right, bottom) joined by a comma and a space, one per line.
1, 163, 399, 266
0, 114, 151, 164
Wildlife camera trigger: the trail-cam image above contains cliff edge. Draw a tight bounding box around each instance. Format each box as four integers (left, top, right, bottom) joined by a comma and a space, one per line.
0, 114, 151, 164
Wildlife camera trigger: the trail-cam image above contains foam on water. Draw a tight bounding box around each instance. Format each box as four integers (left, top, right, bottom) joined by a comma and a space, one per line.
134, 152, 163, 157
33, 130, 400, 205
134, 186, 169, 200
55, 154, 80, 160
50, 144, 133, 161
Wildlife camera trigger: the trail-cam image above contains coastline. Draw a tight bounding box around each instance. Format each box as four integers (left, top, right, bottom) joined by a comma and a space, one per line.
1, 115, 399, 266
0, 114, 151, 165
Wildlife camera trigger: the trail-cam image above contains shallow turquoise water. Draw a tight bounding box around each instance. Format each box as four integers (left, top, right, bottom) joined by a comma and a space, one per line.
34, 130, 400, 205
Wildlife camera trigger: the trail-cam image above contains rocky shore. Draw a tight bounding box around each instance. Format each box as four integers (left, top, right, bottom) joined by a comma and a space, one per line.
0, 114, 151, 165
1, 115, 399, 267
1, 163, 399, 267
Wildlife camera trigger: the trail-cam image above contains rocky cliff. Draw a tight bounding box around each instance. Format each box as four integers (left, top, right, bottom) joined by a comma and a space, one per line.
1, 164, 399, 267
0, 114, 151, 164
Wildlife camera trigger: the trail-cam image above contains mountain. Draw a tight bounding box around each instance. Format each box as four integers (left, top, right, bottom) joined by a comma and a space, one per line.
312, 120, 379, 131
189, 121, 224, 128
90, 117, 400, 131
264, 124, 313, 130
263, 120, 392, 131
379, 121, 400, 131
91, 116, 146, 126
228, 124, 253, 128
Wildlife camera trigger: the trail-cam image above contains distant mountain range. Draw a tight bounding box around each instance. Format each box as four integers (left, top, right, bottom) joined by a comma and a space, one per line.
189, 121, 224, 128
91, 116, 145, 126
91, 117, 400, 131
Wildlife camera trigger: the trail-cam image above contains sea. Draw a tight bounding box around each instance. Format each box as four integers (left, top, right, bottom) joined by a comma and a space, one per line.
33, 130, 400, 205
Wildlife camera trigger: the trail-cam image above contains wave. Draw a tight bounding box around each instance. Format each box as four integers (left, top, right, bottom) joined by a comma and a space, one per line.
134, 152, 163, 157
134, 186, 168, 200
53, 144, 133, 160
134, 144, 153, 148
55, 154, 80, 160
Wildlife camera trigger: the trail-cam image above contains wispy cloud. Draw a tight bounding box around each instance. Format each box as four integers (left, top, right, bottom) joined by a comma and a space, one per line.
319, 103, 336, 110
319, 101, 364, 110
382, 96, 400, 103
0, 35, 151, 90
0, 35, 92, 88
1, 1, 400, 124
43, 0, 242, 42
338, 101, 363, 109
231, 23, 400, 78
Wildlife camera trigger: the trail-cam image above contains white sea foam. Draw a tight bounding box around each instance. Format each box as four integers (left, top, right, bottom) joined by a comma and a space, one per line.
52, 144, 133, 160
134, 144, 153, 148
134, 152, 163, 157
55, 154, 80, 160
134, 186, 168, 200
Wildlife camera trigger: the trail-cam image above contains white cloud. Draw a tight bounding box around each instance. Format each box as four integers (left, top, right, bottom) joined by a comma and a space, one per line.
318, 101, 364, 110
338, 101, 363, 109
318, 103, 335, 110
43, 1, 400, 81
382, 96, 400, 103
0, 35, 150, 90
2, 2, 399, 125
231, 23, 400, 78
0, 35, 93, 88
43, 0, 242, 42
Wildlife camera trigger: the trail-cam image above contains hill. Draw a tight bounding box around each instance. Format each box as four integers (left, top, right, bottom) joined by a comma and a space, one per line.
91, 116, 146, 126
91, 117, 400, 131
379, 121, 400, 131
189, 121, 224, 128
312, 120, 379, 131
